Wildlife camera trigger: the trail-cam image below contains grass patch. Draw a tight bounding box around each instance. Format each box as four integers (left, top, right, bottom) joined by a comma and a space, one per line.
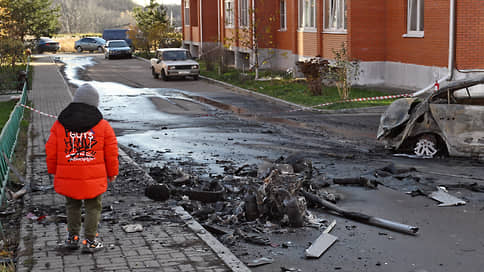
0, 100, 17, 130
200, 64, 398, 110
0, 63, 32, 93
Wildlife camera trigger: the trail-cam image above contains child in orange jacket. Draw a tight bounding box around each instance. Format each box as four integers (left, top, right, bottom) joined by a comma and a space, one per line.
46, 83, 118, 253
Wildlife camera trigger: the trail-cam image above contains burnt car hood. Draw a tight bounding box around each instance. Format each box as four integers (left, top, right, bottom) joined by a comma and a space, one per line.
377, 98, 419, 139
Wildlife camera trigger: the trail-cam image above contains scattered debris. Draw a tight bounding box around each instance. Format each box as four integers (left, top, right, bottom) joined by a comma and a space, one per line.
429, 186, 466, 207
301, 190, 419, 235
333, 177, 378, 189
246, 257, 274, 267
305, 220, 337, 258
122, 224, 144, 233
10, 188, 27, 200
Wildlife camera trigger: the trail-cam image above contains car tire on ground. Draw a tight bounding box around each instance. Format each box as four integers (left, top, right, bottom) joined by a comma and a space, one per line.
76, 46, 82, 53
152, 67, 159, 79
97, 46, 103, 53
413, 134, 444, 158
161, 70, 168, 81
193, 75, 199, 80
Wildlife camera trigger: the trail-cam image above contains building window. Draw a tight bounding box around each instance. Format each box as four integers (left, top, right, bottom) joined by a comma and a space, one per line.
324, 0, 346, 32
225, 0, 235, 27
184, 0, 190, 25
280, 0, 287, 30
299, 0, 316, 29
407, 0, 424, 34
239, 0, 249, 28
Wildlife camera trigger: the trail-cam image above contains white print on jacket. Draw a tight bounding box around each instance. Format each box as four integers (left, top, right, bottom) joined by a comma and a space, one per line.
63, 129, 98, 162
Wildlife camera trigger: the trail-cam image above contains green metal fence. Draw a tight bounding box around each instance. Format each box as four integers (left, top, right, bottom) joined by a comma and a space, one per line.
0, 57, 29, 208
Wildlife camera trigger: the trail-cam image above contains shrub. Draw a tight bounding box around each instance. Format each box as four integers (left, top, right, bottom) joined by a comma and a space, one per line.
296, 57, 330, 96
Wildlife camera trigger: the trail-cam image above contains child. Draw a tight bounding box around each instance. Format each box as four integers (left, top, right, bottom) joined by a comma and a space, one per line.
46, 83, 119, 253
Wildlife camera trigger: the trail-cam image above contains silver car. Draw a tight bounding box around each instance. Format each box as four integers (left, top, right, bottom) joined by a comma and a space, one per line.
378, 76, 484, 158
104, 40, 132, 59
74, 37, 106, 53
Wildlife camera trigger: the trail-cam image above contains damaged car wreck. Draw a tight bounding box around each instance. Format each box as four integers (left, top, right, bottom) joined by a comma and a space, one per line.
377, 76, 484, 158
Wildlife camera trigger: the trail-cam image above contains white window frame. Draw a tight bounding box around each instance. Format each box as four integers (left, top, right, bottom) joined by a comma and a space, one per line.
280, 0, 287, 31
225, 0, 235, 28
239, 0, 249, 28
323, 0, 347, 33
404, 0, 424, 37
298, 0, 316, 31
184, 0, 190, 26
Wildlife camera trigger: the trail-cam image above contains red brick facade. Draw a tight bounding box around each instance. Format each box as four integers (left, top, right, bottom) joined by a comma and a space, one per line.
183, 0, 484, 72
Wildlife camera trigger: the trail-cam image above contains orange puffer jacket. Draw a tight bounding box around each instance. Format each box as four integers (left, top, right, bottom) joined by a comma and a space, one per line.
45, 103, 119, 200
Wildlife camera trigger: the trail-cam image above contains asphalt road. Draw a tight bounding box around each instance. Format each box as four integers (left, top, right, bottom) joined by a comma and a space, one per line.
60, 53, 484, 272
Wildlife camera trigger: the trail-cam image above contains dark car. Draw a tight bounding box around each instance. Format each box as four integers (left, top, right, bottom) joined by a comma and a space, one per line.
34, 37, 60, 54
104, 40, 132, 59
74, 37, 106, 53
102, 29, 133, 49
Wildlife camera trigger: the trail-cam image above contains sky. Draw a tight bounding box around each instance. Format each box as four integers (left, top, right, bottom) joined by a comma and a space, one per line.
132, 0, 181, 5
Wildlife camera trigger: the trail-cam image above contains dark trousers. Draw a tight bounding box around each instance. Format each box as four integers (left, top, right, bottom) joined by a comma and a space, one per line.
65, 195, 102, 241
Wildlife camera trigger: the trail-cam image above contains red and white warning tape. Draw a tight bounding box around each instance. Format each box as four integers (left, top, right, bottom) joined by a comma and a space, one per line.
17, 104, 58, 119
309, 93, 413, 109
18, 93, 413, 119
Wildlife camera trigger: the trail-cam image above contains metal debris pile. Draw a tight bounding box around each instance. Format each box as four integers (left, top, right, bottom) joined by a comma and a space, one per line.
145, 154, 424, 253
146, 153, 323, 234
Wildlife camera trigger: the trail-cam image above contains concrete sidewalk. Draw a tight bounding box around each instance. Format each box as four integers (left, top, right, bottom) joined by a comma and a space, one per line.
16, 55, 249, 272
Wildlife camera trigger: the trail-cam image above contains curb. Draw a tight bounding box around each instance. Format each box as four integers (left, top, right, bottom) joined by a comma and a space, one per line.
135, 55, 387, 115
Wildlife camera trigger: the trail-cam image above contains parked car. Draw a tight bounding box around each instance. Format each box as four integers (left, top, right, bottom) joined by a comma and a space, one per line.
104, 40, 132, 59
377, 76, 484, 158
74, 37, 106, 53
150, 48, 199, 80
34, 37, 60, 54
102, 29, 133, 49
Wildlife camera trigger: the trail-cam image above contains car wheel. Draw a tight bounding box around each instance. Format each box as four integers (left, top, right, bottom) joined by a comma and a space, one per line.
152, 67, 159, 79
161, 69, 168, 81
413, 134, 442, 158
97, 46, 103, 53
193, 75, 199, 80
76, 46, 82, 53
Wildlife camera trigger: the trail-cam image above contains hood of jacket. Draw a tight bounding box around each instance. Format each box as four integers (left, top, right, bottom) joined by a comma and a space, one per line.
58, 103, 103, 133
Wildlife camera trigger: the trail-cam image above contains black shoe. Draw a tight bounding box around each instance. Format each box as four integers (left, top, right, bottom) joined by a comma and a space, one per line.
65, 233, 80, 250
82, 239, 103, 253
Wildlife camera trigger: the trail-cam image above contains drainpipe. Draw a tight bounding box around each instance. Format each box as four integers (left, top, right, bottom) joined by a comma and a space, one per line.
217, 0, 220, 43
200, 0, 203, 57
413, 0, 455, 97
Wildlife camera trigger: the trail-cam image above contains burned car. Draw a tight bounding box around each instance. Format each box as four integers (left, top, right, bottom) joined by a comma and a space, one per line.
378, 76, 484, 158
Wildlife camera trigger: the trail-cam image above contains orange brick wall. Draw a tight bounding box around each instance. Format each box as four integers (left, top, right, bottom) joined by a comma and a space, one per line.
348, 0, 386, 61
275, 0, 298, 52
455, 0, 484, 69
349, 0, 450, 67
386, 0, 449, 67
201, 0, 219, 42
297, 31, 318, 57
183, 0, 484, 71
322, 34, 347, 59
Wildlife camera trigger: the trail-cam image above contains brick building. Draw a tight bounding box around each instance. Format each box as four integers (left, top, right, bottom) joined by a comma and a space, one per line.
182, 0, 484, 91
